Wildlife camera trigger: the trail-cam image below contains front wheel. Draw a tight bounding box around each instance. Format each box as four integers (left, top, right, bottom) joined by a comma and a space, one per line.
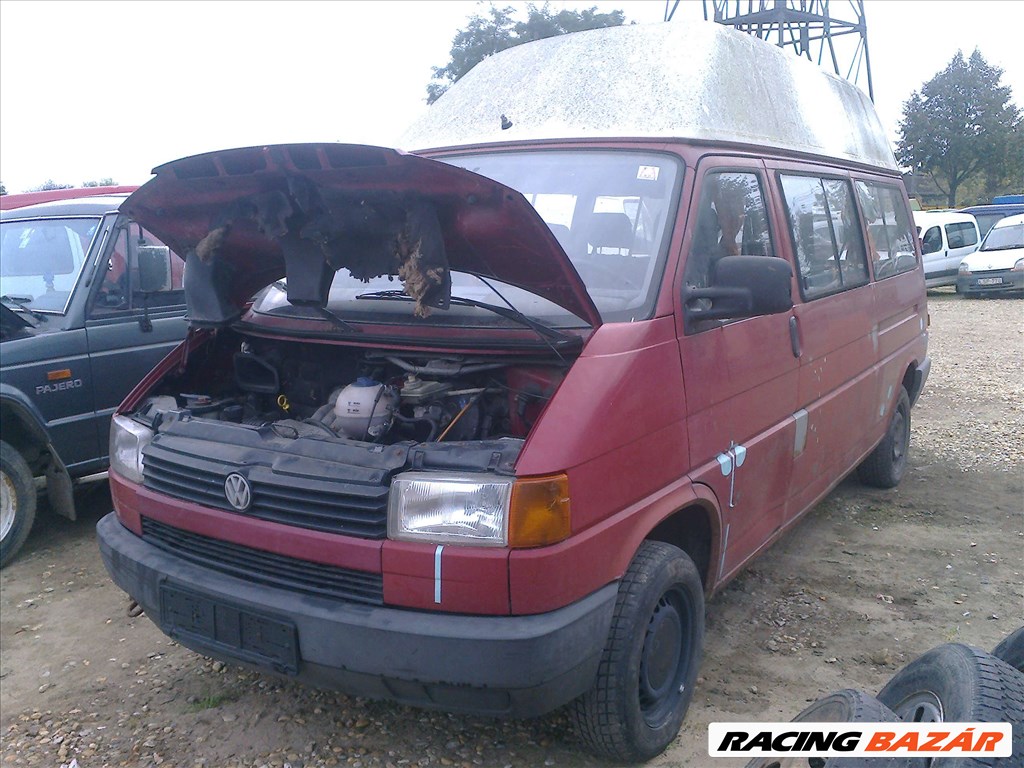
570, 541, 704, 762
1, 440, 37, 569
857, 387, 911, 488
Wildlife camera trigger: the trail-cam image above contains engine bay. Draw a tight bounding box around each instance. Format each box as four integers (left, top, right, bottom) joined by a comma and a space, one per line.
133, 331, 570, 451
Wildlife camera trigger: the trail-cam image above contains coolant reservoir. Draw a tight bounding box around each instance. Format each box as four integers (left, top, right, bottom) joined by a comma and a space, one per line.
334, 378, 399, 439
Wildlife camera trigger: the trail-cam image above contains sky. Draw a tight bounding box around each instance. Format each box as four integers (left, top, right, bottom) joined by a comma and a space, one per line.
1, 0, 1021, 194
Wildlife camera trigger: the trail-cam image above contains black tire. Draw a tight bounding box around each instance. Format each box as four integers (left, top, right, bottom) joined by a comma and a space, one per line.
570, 540, 704, 762
0, 440, 37, 569
857, 387, 911, 488
877, 643, 1024, 767
993, 626, 1024, 675
744, 689, 916, 768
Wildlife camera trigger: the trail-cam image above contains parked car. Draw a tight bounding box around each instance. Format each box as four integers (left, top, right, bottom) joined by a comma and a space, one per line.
0, 185, 139, 211
1, 193, 188, 567
956, 213, 1024, 297
96, 22, 928, 762
959, 203, 1024, 239
913, 210, 980, 288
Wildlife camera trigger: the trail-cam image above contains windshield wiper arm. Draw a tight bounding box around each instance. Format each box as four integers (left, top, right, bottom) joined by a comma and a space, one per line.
356, 289, 577, 346
316, 305, 361, 334
1, 295, 46, 322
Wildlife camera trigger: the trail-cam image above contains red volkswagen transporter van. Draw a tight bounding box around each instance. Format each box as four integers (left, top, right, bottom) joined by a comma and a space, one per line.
98, 23, 929, 761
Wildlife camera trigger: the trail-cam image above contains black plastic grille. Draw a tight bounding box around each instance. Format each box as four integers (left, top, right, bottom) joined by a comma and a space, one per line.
143, 443, 389, 539
141, 517, 383, 606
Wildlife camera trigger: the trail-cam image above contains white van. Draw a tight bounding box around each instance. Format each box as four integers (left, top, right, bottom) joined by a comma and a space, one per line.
913, 210, 980, 287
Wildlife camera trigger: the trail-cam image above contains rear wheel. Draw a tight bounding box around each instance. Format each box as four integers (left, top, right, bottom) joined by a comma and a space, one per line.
0, 440, 37, 569
570, 541, 704, 762
857, 388, 911, 488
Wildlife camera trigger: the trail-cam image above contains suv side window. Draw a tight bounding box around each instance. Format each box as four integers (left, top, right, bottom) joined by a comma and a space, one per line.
921, 226, 942, 255
854, 181, 918, 279
945, 221, 977, 250
684, 170, 775, 292
91, 223, 185, 316
780, 175, 869, 299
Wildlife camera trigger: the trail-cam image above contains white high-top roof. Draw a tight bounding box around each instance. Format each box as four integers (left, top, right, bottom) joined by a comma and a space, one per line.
399, 22, 896, 171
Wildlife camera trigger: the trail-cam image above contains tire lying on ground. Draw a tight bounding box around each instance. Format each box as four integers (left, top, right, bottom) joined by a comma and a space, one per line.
877, 643, 1024, 767
992, 626, 1024, 675
743, 689, 917, 768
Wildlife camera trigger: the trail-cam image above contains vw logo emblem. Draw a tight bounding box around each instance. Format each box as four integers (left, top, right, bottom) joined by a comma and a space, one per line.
224, 473, 252, 511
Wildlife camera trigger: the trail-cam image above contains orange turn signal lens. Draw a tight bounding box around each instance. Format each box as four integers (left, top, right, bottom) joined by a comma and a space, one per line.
508, 474, 571, 548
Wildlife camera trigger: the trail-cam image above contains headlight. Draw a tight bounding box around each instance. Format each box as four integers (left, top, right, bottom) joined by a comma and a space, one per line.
1013, 258, 1024, 272
388, 471, 571, 548
958, 262, 971, 274
389, 472, 512, 546
109, 414, 154, 484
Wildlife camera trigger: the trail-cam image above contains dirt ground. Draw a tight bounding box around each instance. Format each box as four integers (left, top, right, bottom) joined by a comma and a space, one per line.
1, 291, 1022, 768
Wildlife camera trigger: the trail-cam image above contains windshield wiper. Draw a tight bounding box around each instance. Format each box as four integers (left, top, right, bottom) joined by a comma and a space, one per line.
1, 295, 46, 323
317, 305, 361, 334
355, 289, 578, 348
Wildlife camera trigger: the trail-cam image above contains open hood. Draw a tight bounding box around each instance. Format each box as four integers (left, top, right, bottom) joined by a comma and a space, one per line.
125, 143, 602, 328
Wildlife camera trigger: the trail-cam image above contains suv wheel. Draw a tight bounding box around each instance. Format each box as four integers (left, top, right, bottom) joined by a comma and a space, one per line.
1, 440, 37, 568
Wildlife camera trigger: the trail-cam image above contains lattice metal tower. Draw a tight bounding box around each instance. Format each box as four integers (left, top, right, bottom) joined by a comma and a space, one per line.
665, 1, 874, 101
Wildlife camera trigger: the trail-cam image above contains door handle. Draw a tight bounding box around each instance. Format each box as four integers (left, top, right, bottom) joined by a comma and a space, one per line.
788, 316, 801, 358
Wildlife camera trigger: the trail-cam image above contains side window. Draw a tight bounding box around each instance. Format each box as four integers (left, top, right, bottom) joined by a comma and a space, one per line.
921, 226, 942, 255
945, 222, 978, 249
684, 171, 775, 291
780, 175, 869, 299
90, 223, 185, 317
854, 181, 918, 279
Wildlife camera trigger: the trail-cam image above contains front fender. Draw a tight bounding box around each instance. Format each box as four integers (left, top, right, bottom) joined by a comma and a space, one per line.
0, 384, 51, 448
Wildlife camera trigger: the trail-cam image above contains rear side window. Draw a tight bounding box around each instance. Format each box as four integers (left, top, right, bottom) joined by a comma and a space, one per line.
854, 181, 918, 279
779, 175, 869, 299
945, 221, 978, 249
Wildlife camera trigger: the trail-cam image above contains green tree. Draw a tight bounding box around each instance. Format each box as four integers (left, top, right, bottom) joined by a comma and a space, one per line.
0, 181, 6, 196
896, 50, 1020, 207
30, 179, 75, 192
427, 2, 625, 104
83, 177, 117, 187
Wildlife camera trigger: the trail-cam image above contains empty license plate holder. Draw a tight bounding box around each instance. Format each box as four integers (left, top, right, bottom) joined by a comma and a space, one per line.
159, 583, 298, 675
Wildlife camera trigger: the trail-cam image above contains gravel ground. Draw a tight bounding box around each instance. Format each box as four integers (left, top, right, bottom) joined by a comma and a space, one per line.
912, 289, 1024, 471
1, 289, 1021, 768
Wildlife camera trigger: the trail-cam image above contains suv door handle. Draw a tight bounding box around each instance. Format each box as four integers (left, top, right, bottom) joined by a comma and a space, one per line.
788, 316, 801, 358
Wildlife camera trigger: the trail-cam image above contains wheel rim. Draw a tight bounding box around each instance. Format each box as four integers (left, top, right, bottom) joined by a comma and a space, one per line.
0, 470, 16, 542
893, 691, 943, 723
638, 587, 692, 727
891, 405, 909, 466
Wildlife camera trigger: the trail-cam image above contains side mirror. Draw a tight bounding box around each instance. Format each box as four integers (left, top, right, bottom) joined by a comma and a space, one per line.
684, 255, 793, 322
136, 245, 172, 293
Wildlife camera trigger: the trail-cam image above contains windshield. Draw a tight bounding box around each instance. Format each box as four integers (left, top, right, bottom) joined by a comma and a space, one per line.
980, 221, 1024, 251
444, 151, 681, 323
0, 216, 101, 314
250, 150, 682, 328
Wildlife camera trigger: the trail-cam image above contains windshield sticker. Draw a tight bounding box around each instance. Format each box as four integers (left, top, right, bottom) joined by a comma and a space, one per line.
636, 165, 660, 182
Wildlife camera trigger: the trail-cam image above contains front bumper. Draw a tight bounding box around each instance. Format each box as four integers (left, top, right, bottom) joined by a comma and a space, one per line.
957, 271, 1024, 295
97, 513, 616, 717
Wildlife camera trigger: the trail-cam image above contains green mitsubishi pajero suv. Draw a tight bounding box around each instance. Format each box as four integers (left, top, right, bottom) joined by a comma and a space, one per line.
1, 189, 188, 567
